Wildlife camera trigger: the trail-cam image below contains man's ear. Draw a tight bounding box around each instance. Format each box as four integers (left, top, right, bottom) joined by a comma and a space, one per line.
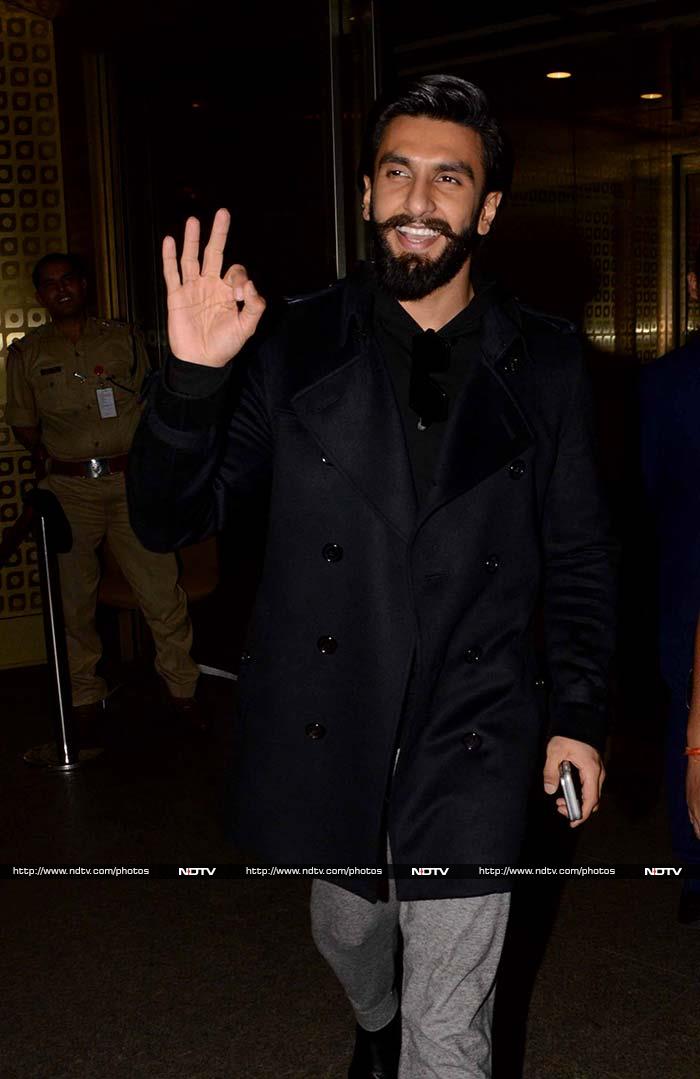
477, 191, 503, 237
688, 271, 698, 303
361, 175, 371, 222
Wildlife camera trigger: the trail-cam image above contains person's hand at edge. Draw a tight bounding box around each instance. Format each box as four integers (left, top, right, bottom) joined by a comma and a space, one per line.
686, 613, 700, 840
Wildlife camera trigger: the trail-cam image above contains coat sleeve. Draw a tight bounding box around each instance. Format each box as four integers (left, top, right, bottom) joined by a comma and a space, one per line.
542, 346, 618, 752
126, 344, 274, 552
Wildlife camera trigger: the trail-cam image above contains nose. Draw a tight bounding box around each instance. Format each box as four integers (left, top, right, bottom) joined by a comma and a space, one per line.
403, 174, 436, 219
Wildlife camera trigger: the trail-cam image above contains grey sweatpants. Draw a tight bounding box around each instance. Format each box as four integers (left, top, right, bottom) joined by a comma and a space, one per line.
310, 879, 510, 1079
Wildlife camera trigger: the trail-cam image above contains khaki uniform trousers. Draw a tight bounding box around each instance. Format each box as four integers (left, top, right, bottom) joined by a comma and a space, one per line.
46, 472, 199, 707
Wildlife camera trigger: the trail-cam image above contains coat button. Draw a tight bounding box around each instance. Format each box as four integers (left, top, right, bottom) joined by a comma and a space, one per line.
305, 723, 326, 740
509, 459, 526, 479
322, 543, 343, 563
240, 651, 251, 664
484, 556, 500, 574
464, 646, 482, 664
534, 678, 546, 690
321, 455, 333, 467
501, 355, 520, 375
462, 731, 482, 752
317, 635, 338, 654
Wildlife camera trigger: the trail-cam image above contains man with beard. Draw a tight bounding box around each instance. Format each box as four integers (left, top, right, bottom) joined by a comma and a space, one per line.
128, 76, 615, 1078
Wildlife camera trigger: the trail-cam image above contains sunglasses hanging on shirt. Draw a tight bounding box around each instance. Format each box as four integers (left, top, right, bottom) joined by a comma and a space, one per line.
410, 329, 450, 430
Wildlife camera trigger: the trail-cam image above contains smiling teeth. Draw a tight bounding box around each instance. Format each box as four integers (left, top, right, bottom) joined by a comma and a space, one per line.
397, 226, 439, 237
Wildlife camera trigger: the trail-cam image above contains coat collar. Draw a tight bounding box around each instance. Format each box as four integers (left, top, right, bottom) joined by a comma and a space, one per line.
289, 270, 534, 538
423, 295, 535, 517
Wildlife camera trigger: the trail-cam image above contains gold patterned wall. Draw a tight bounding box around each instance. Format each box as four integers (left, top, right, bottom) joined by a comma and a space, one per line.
0, 0, 66, 667
500, 126, 669, 367
686, 168, 700, 337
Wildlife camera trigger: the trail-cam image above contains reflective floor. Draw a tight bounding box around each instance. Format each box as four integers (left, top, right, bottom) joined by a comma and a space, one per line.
1, 643, 699, 1078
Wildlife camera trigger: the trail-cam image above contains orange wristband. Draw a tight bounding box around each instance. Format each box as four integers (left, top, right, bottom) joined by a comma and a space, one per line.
685, 747, 700, 756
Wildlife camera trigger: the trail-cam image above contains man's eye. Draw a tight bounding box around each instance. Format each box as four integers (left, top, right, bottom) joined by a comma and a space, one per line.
386, 169, 409, 178
437, 175, 460, 184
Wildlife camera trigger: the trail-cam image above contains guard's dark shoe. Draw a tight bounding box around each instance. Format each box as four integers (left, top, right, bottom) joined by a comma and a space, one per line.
678, 886, 700, 925
170, 694, 210, 733
348, 1012, 401, 1079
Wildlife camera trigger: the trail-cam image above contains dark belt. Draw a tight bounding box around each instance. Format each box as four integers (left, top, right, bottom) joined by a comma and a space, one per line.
49, 454, 129, 479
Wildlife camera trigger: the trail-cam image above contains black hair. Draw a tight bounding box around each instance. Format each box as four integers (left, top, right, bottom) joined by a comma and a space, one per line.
360, 74, 513, 198
32, 252, 88, 290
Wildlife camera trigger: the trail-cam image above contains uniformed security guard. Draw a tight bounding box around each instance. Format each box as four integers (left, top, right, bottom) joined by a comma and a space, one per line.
5, 252, 202, 737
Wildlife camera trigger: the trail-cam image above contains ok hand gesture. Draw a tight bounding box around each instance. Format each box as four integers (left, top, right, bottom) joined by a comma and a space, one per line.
162, 208, 265, 367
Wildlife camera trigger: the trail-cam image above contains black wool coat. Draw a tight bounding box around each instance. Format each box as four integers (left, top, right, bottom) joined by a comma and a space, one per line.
127, 273, 617, 900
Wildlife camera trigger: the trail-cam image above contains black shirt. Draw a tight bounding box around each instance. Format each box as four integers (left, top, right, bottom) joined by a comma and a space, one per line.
372, 283, 496, 506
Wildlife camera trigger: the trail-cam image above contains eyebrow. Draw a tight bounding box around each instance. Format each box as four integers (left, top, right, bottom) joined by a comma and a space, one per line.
41, 271, 77, 283
378, 152, 476, 182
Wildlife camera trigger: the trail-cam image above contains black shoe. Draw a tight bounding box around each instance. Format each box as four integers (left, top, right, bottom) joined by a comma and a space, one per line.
169, 694, 210, 733
348, 1012, 401, 1079
72, 700, 107, 749
678, 887, 700, 925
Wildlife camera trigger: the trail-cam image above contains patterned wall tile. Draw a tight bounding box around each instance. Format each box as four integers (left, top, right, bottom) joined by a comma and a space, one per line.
0, 0, 65, 662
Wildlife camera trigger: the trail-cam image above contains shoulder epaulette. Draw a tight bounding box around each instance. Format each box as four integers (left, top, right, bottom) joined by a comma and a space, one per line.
7, 322, 49, 351
95, 317, 134, 332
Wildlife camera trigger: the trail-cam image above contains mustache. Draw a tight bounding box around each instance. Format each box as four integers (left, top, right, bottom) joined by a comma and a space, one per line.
374, 214, 460, 242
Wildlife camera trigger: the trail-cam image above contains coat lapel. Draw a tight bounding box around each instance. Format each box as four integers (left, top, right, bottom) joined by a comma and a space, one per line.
423, 300, 535, 516
291, 331, 417, 541
289, 273, 535, 537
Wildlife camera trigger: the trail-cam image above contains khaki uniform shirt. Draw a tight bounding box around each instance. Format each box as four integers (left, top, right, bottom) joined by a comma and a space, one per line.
4, 318, 149, 461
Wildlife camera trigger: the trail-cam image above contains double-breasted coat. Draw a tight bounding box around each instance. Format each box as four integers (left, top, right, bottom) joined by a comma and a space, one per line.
127, 272, 616, 900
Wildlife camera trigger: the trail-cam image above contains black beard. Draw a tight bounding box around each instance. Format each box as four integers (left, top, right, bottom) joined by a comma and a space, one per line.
370, 209, 480, 301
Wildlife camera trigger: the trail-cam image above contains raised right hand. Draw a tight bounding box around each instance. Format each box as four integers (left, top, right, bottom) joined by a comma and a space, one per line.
163, 208, 265, 367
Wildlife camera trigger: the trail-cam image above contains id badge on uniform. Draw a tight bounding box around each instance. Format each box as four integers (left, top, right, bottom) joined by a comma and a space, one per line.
96, 386, 118, 419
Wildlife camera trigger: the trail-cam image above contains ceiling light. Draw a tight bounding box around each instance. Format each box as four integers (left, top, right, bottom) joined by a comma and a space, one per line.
640, 92, 663, 100
546, 71, 572, 80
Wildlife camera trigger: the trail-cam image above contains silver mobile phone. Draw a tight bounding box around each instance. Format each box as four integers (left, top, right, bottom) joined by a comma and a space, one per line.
559, 760, 582, 821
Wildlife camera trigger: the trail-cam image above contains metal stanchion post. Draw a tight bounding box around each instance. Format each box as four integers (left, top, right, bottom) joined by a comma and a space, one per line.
32, 492, 77, 768
20, 490, 98, 770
